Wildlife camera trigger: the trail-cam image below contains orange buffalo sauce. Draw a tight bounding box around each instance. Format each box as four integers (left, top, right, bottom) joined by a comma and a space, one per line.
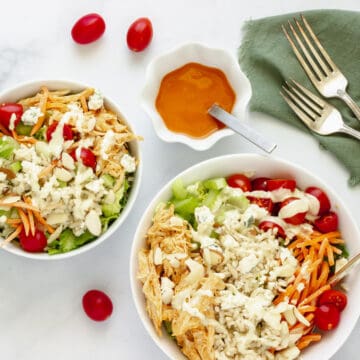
155, 62, 236, 138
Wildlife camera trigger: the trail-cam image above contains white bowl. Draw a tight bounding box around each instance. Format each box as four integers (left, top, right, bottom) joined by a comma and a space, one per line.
141, 43, 252, 151
0, 79, 142, 260
130, 154, 360, 360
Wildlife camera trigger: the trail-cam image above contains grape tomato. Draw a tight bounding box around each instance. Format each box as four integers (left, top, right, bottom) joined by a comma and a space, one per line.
82, 290, 113, 321
0, 103, 23, 130
226, 174, 252, 192
314, 304, 340, 331
127, 17, 153, 52
19, 228, 47, 253
318, 289, 347, 312
71, 13, 106, 45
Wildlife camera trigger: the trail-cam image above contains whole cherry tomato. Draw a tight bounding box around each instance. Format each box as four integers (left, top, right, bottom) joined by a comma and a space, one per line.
314, 304, 340, 331
70, 148, 97, 170
259, 220, 286, 238
305, 186, 331, 216
0, 103, 23, 130
82, 289, 113, 321
314, 212, 338, 233
226, 174, 252, 192
279, 197, 307, 225
19, 228, 47, 252
247, 196, 274, 213
126, 17, 153, 52
46, 121, 73, 142
251, 177, 270, 191
318, 289, 347, 312
266, 179, 296, 192
71, 13, 106, 44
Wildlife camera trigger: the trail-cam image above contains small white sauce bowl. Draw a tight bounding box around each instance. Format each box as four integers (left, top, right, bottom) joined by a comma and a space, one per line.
0, 79, 142, 260
141, 43, 252, 151
130, 154, 360, 360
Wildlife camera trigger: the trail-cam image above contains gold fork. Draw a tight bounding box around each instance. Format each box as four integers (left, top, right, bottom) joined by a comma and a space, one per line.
282, 15, 360, 122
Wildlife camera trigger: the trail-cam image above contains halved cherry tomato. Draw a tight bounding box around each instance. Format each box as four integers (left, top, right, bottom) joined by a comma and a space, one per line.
279, 197, 307, 225
19, 228, 47, 252
259, 220, 286, 238
0, 103, 23, 130
82, 289, 113, 321
247, 196, 274, 213
251, 177, 270, 191
226, 174, 252, 192
314, 212, 338, 233
46, 121, 73, 142
318, 289, 347, 312
127, 17, 153, 52
266, 179, 296, 192
305, 186, 331, 216
70, 147, 97, 170
314, 304, 340, 331
71, 13, 106, 44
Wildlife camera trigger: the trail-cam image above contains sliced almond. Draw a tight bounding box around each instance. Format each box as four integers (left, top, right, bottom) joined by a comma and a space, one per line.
85, 210, 102, 236
54, 167, 73, 182
46, 213, 69, 225
61, 152, 75, 170
202, 247, 224, 266
283, 308, 297, 326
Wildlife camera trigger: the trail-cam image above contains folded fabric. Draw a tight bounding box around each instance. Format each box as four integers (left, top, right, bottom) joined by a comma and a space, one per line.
239, 9, 360, 186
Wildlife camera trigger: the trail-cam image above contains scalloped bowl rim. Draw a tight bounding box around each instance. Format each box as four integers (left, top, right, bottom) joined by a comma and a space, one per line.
130, 153, 360, 360
0, 79, 142, 260
141, 42, 252, 151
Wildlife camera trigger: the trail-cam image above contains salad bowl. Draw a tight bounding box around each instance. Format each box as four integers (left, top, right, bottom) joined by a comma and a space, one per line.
130, 153, 360, 360
0, 79, 142, 260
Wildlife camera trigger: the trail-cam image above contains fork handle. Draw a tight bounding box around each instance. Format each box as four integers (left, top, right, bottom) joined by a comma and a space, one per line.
337, 90, 360, 122
339, 123, 360, 140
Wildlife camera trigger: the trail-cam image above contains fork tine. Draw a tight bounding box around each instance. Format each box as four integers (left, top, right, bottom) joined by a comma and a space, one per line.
282, 86, 318, 120
294, 18, 332, 76
285, 81, 322, 115
290, 79, 326, 108
301, 14, 337, 71
287, 20, 324, 81
282, 25, 319, 86
280, 91, 315, 129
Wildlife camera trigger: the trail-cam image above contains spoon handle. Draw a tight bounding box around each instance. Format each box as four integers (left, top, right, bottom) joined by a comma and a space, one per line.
327, 252, 360, 286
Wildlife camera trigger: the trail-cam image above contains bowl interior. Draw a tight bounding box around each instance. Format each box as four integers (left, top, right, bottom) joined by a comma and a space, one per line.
0, 80, 142, 260
130, 153, 360, 360
141, 43, 252, 150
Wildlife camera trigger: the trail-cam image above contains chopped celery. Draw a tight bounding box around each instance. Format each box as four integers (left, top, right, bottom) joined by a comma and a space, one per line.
15, 123, 32, 136
0, 209, 10, 217
215, 209, 226, 224
33, 127, 46, 141
172, 197, 200, 221
57, 180, 67, 188
172, 178, 188, 200
9, 161, 22, 173
163, 321, 175, 338
202, 189, 220, 209
101, 174, 115, 188
227, 195, 249, 211
0, 136, 18, 159
203, 177, 227, 191
102, 202, 121, 217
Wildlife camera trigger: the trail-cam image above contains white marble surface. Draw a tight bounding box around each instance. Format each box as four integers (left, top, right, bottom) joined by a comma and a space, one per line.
0, 1, 359, 359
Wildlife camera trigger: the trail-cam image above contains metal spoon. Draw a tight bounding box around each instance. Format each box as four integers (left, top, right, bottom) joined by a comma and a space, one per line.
208, 104, 277, 153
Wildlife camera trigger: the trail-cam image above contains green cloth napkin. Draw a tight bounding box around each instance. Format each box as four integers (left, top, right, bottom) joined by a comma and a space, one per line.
239, 9, 360, 186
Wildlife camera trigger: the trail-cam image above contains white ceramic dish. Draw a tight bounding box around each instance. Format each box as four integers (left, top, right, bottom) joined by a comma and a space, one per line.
0, 79, 142, 260
141, 43, 252, 151
130, 153, 360, 360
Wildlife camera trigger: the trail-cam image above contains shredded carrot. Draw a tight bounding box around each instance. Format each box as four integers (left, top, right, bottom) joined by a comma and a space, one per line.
318, 237, 329, 260
80, 95, 88, 112
296, 334, 322, 350
331, 246, 343, 255
18, 208, 30, 236
32, 211, 55, 234
300, 285, 331, 306
1, 225, 23, 246
28, 210, 35, 236
0, 122, 11, 136
326, 246, 335, 266
11, 130, 36, 144
316, 262, 329, 289
298, 305, 317, 314
30, 86, 49, 136
6, 218, 22, 225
